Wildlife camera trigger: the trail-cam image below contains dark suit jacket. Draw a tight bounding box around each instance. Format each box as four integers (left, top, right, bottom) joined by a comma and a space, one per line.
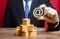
4, 0, 60, 31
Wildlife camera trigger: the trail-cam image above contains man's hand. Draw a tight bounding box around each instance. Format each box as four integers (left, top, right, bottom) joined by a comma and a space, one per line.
38, 4, 58, 24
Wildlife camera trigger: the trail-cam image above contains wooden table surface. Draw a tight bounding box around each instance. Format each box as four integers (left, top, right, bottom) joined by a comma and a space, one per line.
0, 28, 60, 39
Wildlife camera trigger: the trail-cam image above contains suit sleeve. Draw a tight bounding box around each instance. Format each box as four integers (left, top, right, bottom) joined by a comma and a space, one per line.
45, 0, 60, 31
4, 1, 15, 28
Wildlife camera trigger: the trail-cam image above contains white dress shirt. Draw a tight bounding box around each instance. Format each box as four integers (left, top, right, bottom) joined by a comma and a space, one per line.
23, 0, 33, 12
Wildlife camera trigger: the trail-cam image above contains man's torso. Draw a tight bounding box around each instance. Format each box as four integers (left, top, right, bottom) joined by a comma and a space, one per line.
4, 0, 50, 27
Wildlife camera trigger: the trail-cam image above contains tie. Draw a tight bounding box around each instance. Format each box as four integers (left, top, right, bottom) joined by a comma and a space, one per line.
25, 0, 30, 18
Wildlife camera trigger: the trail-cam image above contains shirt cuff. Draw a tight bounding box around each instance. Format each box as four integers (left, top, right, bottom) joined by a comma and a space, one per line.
49, 19, 59, 29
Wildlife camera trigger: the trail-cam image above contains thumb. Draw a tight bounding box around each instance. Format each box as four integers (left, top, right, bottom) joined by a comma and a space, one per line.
38, 16, 44, 20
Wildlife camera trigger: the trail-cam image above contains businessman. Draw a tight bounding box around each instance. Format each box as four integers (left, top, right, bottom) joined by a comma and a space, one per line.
4, 0, 60, 31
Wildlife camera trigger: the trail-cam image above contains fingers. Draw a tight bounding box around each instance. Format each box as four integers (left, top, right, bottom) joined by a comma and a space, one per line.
39, 4, 56, 17
39, 4, 55, 18
39, 4, 47, 9
44, 7, 57, 19
38, 4, 58, 23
